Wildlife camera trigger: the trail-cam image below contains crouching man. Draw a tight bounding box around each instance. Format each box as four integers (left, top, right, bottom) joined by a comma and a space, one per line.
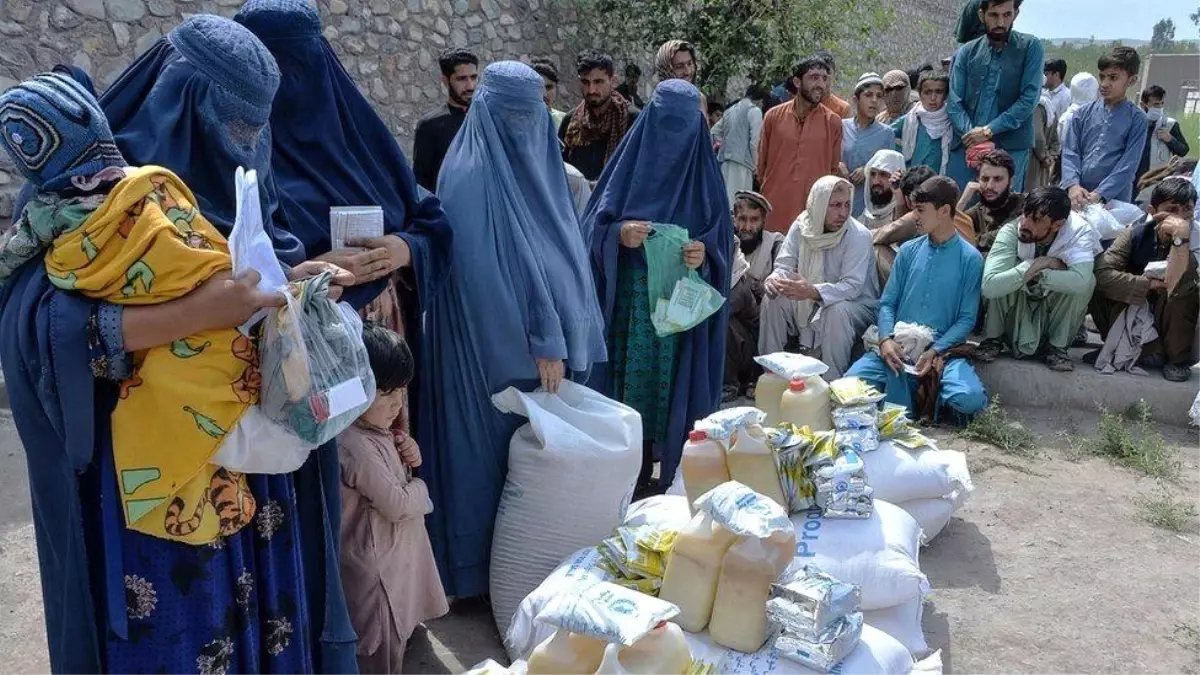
847, 176, 988, 421
978, 187, 1100, 372
759, 176, 878, 379
725, 191, 785, 400
1090, 177, 1199, 382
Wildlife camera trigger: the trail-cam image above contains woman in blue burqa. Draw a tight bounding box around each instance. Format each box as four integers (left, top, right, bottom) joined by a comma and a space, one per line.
583, 79, 732, 494
234, 0, 452, 462
421, 61, 607, 597
93, 14, 352, 673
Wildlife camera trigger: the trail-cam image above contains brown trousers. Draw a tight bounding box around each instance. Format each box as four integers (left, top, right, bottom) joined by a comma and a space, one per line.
725, 277, 763, 388
1090, 289, 1199, 365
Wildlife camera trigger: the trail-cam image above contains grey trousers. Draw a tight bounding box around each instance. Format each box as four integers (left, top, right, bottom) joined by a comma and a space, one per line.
758, 293, 877, 379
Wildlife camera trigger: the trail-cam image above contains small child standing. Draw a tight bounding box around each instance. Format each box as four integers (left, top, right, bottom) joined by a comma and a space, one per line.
338, 321, 448, 674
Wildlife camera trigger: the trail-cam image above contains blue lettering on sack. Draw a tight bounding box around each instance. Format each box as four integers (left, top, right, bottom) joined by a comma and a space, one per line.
795, 506, 822, 558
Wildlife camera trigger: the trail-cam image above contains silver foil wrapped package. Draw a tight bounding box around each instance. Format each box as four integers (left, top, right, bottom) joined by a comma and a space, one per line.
812, 448, 874, 518
770, 564, 861, 634
837, 426, 879, 453
831, 404, 877, 430
772, 609, 864, 673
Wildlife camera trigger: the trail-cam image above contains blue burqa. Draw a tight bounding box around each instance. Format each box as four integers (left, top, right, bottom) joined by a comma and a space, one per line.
421, 61, 607, 597
99, 16, 355, 673
582, 79, 732, 489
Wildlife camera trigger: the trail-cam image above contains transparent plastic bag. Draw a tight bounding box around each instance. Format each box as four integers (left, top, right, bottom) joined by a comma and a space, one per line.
260, 271, 376, 445
644, 223, 724, 336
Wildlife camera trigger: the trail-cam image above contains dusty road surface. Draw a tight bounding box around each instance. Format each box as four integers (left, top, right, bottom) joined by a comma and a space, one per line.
1, 407, 1197, 674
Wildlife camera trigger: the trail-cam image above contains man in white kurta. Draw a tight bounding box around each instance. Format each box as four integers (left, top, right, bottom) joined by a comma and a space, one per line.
759, 176, 879, 378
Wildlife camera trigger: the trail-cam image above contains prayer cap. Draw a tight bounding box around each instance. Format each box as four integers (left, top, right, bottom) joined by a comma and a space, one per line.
235, 0, 322, 41
733, 190, 772, 214
854, 72, 885, 96
866, 149, 906, 176
168, 14, 280, 125
882, 70, 909, 90
0, 72, 125, 192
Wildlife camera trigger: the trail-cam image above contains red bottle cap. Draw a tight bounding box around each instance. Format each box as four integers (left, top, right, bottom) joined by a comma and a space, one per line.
688, 430, 707, 442
790, 379, 807, 392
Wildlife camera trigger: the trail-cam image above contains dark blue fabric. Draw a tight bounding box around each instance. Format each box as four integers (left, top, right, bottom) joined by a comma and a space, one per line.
98, 31, 305, 265
582, 79, 732, 488
234, 0, 452, 313
419, 61, 607, 597
52, 64, 98, 97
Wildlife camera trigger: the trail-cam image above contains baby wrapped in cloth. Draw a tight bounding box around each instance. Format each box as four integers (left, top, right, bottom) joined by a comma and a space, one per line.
0, 72, 263, 545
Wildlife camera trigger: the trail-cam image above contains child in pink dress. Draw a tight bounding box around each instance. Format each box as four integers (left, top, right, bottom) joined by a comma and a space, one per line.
338, 321, 448, 673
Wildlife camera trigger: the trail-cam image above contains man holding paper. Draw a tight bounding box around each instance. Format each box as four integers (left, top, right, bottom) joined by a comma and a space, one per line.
759, 176, 878, 380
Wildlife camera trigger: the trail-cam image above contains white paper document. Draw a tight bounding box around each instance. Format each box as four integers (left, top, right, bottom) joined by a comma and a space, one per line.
330, 205, 384, 250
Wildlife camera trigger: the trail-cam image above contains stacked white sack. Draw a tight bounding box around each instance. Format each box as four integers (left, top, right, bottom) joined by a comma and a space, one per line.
860, 441, 973, 544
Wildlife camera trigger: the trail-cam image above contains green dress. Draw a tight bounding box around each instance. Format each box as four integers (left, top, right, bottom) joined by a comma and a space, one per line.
609, 261, 680, 443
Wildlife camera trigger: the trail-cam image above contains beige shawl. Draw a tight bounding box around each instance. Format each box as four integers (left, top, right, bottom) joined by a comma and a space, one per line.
786, 175, 854, 327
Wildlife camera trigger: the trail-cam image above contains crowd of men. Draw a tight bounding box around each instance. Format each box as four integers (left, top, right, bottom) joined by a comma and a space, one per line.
408, 0, 1197, 406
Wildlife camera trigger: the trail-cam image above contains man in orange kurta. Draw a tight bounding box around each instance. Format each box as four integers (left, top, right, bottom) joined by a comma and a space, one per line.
758, 55, 844, 234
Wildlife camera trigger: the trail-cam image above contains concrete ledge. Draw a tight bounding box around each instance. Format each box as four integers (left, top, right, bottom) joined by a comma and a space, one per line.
975, 346, 1198, 427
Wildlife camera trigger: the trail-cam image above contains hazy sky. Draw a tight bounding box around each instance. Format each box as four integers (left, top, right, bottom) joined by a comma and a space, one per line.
1015, 0, 1199, 41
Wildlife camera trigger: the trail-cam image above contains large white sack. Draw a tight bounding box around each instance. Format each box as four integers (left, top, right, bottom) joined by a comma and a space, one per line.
897, 498, 955, 545
864, 596, 929, 658
913, 650, 943, 675
685, 623, 913, 675
861, 442, 972, 506
490, 381, 642, 637
504, 547, 613, 661
667, 464, 687, 497
624, 494, 690, 528
792, 501, 929, 611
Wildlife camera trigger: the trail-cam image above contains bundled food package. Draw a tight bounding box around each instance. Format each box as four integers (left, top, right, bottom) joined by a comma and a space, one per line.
595, 622, 692, 675
864, 595, 929, 657
596, 524, 678, 595
791, 500, 928, 610
537, 581, 680, 646
490, 381, 642, 636
859, 442, 972, 507
812, 449, 874, 519
688, 483, 796, 652
771, 564, 862, 636
684, 624, 913, 675
772, 610, 864, 673
828, 377, 885, 407
876, 404, 934, 449
694, 407, 765, 445
505, 547, 615, 661
259, 272, 375, 445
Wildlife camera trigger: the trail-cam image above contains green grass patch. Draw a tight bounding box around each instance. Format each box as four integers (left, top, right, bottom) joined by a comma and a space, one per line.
1137, 483, 1198, 533
1095, 402, 1179, 480
1179, 114, 1200, 160
963, 397, 1038, 458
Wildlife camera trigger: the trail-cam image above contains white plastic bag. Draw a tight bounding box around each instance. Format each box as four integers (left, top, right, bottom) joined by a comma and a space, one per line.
1081, 203, 1125, 240
696, 481, 793, 540
211, 406, 317, 474
537, 581, 679, 646
792, 500, 928, 611
1105, 200, 1145, 227
684, 624, 912, 675
504, 547, 615, 661
897, 498, 955, 544
864, 595, 929, 657
229, 167, 289, 333
490, 381, 642, 637
913, 650, 943, 675
860, 442, 973, 506
694, 406, 765, 441
755, 352, 830, 380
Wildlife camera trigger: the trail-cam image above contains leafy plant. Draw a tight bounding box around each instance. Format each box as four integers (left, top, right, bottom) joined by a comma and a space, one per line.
1095, 403, 1179, 480
962, 397, 1037, 458
1137, 483, 1198, 533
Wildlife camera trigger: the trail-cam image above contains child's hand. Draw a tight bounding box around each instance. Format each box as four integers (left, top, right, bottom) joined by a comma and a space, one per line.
396, 434, 422, 469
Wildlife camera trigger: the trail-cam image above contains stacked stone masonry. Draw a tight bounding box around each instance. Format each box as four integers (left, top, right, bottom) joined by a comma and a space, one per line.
0, 0, 958, 221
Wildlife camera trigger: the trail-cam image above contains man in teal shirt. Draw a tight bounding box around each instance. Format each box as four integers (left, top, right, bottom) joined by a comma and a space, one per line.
948, 0, 1044, 192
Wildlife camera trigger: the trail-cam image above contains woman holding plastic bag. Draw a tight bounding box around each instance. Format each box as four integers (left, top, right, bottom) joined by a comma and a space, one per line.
419, 61, 607, 598
584, 79, 733, 495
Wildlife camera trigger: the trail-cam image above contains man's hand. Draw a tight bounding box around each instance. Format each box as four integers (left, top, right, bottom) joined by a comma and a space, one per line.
963, 181, 980, 196
620, 221, 651, 248
682, 240, 706, 269
1068, 185, 1093, 211
1153, 211, 1191, 240
1148, 278, 1169, 293
190, 270, 287, 333
848, 168, 865, 185
1156, 128, 1173, 144
764, 275, 783, 298
1023, 256, 1068, 284
289, 260, 355, 301
395, 433, 422, 469
890, 168, 904, 186
913, 348, 937, 377
879, 338, 906, 375
962, 126, 991, 147
536, 358, 565, 394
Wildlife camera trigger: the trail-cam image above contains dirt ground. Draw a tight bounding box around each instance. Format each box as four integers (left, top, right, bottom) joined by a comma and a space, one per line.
1, 407, 1198, 674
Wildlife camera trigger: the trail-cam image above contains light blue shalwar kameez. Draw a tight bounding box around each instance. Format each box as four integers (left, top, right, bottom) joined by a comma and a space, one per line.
890, 116, 970, 188
842, 118, 896, 214
847, 232, 988, 420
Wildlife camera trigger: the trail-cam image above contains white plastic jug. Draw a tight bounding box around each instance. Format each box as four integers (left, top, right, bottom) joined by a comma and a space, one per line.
780, 377, 832, 432
726, 424, 789, 512
527, 629, 607, 675
681, 430, 729, 514
754, 372, 789, 425
708, 529, 797, 653
658, 512, 738, 632
596, 622, 691, 675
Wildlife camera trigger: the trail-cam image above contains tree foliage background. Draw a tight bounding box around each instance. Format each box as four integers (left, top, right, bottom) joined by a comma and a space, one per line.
1151, 18, 1177, 51
570, 0, 892, 97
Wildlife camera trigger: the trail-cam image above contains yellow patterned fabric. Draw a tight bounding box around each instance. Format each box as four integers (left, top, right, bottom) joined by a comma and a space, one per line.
44, 166, 259, 545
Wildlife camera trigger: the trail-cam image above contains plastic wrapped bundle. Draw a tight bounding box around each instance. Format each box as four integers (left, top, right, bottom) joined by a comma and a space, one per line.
259, 272, 375, 445
771, 609, 864, 673
770, 564, 861, 637
812, 449, 873, 519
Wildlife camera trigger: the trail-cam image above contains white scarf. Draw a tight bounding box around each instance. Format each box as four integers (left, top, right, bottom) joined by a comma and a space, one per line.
787, 176, 853, 328
901, 103, 952, 175
1016, 212, 1102, 266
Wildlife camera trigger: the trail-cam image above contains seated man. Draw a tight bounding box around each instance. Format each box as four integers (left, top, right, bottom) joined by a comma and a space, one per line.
726, 191, 785, 399
1090, 178, 1199, 382
872, 164, 977, 285
847, 176, 987, 421
958, 148, 1026, 255
978, 187, 1100, 372
859, 149, 907, 231
760, 176, 877, 379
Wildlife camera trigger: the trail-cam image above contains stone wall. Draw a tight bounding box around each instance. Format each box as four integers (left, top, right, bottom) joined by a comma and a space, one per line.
0, 0, 959, 221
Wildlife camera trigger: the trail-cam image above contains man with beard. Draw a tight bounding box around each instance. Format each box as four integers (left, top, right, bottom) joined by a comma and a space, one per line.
413, 47, 479, 191
876, 70, 913, 125
948, 0, 1044, 191
758, 55, 844, 234
560, 50, 638, 181
725, 191, 785, 400
816, 51, 852, 118
959, 148, 1026, 254
859, 149, 907, 230
759, 176, 878, 379
979, 187, 1100, 371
